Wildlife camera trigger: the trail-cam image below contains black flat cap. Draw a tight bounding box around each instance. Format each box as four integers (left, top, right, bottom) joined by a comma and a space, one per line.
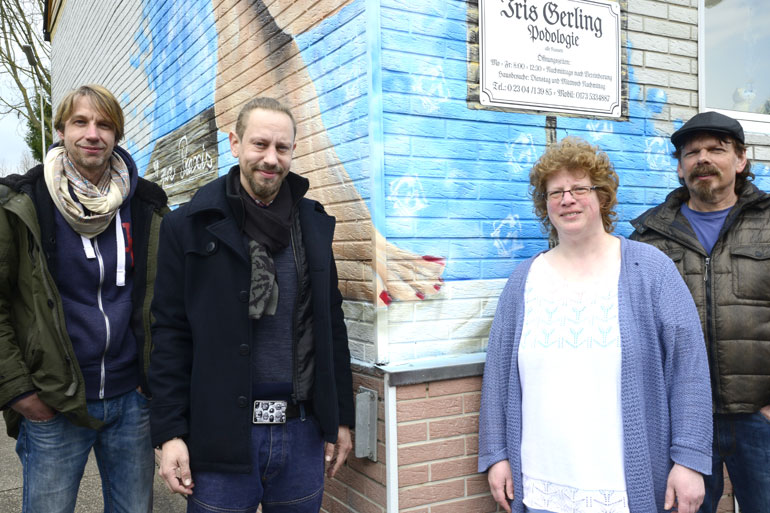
671, 111, 745, 149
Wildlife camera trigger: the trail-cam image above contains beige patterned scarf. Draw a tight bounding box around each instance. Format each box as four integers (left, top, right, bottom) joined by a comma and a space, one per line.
44, 146, 131, 238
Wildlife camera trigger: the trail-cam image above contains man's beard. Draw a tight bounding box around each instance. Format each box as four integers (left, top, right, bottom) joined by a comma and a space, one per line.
246, 164, 286, 202
686, 163, 724, 203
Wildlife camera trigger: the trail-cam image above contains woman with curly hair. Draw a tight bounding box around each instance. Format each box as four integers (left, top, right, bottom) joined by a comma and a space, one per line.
478, 137, 712, 513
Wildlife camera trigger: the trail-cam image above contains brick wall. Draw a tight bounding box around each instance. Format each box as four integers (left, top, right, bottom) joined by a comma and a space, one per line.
323, 369, 388, 513
396, 376, 492, 512
325, 369, 497, 513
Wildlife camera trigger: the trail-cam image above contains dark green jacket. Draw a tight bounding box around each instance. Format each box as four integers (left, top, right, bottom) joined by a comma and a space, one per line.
0, 165, 168, 438
630, 183, 770, 414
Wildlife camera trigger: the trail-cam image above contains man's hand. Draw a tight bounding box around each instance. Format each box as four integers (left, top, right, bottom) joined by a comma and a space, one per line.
664, 463, 704, 513
159, 438, 194, 495
324, 425, 352, 479
488, 459, 514, 513
10, 393, 56, 421
759, 404, 770, 422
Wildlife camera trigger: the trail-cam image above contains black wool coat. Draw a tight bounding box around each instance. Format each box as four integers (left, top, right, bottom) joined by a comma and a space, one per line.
148, 172, 353, 473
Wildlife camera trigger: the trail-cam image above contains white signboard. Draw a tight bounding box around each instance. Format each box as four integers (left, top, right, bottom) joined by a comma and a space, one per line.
479, 0, 621, 117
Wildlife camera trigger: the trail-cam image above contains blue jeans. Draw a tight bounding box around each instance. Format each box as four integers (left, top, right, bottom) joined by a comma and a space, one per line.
188, 415, 325, 513
699, 411, 770, 513
15, 389, 154, 513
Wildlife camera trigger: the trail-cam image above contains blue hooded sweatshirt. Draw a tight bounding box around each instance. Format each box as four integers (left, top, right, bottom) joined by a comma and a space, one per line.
49, 145, 139, 400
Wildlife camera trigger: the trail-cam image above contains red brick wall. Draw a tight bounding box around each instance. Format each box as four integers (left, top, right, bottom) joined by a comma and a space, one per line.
322, 372, 500, 512
395, 376, 499, 512
322, 371, 388, 513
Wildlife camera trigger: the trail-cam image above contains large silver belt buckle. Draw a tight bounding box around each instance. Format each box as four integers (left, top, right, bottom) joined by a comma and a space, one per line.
253, 400, 287, 424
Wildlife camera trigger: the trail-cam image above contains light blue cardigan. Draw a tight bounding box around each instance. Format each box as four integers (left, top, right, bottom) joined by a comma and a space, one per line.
478, 237, 712, 512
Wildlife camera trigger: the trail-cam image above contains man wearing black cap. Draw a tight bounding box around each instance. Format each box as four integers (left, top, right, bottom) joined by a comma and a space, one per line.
631, 111, 770, 512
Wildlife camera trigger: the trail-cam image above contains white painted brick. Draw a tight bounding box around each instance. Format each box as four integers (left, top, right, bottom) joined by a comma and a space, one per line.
364, 344, 376, 363
627, 14, 644, 31
413, 299, 481, 321
746, 133, 770, 146
627, 0, 668, 18
632, 68, 670, 87
669, 39, 697, 57
413, 338, 483, 358
388, 343, 415, 363
361, 302, 376, 322
644, 18, 691, 39
691, 92, 699, 107
390, 321, 449, 343
670, 106, 698, 121
645, 52, 692, 73
343, 300, 366, 321
349, 341, 367, 361
691, 26, 698, 40
669, 72, 698, 90
385, 303, 415, 323
628, 32, 668, 52
480, 297, 498, 317
666, 0, 690, 4
629, 52, 644, 66
668, 5, 697, 24
752, 146, 770, 161
665, 89, 691, 106
348, 321, 375, 344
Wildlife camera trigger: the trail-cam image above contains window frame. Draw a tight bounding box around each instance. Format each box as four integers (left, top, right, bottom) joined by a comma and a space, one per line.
697, 0, 770, 134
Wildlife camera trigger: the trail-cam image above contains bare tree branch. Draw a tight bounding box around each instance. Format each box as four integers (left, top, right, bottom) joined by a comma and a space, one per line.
0, 0, 50, 159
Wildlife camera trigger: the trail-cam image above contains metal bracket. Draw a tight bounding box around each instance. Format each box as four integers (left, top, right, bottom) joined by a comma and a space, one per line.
354, 386, 378, 462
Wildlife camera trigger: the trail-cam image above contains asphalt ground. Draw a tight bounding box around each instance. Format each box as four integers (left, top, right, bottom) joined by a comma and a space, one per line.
0, 416, 186, 512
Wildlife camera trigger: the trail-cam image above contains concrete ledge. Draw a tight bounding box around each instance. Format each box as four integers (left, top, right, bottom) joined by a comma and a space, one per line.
351, 353, 487, 386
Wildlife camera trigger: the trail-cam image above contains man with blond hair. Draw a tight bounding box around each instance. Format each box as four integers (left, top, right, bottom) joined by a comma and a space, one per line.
0, 84, 168, 512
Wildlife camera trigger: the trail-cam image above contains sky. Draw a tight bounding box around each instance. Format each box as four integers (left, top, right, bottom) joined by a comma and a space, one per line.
0, 110, 29, 167
0, 78, 34, 173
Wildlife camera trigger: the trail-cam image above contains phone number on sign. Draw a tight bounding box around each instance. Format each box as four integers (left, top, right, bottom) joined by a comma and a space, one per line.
492, 82, 554, 96
556, 89, 610, 102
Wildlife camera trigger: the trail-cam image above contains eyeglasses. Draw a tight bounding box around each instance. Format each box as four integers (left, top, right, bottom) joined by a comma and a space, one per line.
544, 186, 598, 201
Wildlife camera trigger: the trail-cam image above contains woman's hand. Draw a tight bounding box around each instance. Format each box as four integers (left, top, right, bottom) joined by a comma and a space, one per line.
664, 463, 704, 513
488, 459, 514, 513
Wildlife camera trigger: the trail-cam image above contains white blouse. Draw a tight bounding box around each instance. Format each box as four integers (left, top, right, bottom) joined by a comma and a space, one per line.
518, 255, 629, 513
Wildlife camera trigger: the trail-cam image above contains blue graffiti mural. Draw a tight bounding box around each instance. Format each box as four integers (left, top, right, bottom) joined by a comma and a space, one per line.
129, 0, 769, 291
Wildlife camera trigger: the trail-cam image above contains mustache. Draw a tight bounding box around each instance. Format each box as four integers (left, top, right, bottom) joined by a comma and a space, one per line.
249, 163, 286, 173
689, 163, 722, 178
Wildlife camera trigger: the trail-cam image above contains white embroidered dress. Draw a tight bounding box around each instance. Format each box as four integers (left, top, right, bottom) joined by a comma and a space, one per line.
518, 255, 629, 513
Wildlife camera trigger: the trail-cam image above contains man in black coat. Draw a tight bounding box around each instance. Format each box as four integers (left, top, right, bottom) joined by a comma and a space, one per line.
149, 97, 354, 512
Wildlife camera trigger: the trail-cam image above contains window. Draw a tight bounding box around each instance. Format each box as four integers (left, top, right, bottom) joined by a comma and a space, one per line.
699, 0, 770, 133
